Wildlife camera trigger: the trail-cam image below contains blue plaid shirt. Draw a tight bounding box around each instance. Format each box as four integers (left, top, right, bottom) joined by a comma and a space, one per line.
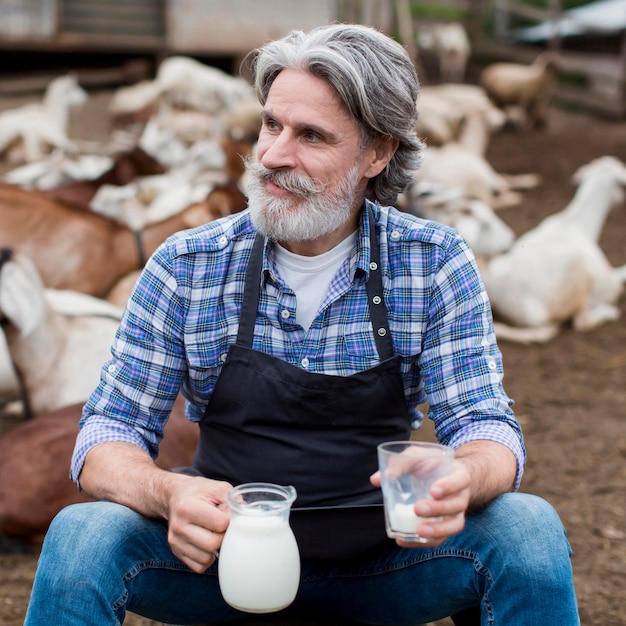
71, 201, 525, 488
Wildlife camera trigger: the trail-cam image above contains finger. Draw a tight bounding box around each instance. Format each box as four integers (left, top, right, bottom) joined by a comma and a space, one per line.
430, 467, 470, 499
171, 526, 223, 572
417, 511, 466, 542
177, 545, 219, 574
369, 471, 381, 487
169, 519, 224, 563
415, 487, 469, 519
396, 511, 466, 549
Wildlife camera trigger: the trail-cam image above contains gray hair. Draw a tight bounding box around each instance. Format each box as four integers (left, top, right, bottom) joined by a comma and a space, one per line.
251, 23, 423, 206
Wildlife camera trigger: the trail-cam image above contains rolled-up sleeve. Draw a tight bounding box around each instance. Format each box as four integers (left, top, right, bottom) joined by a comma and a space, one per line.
70, 242, 188, 488
417, 235, 525, 489
70, 417, 152, 487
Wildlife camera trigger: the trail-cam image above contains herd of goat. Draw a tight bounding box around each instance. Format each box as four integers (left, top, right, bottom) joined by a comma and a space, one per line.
0, 42, 625, 548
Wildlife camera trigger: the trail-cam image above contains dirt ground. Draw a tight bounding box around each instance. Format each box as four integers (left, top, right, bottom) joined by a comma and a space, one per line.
0, 88, 625, 626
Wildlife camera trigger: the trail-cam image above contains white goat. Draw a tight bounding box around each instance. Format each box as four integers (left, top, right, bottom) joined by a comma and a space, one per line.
415, 89, 466, 146
109, 56, 255, 121
425, 85, 506, 137
108, 79, 161, 122
417, 148, 537, 209
413, 107, 540, 209
416, 84, 506, 147
2, 151, 113, 190
155, 56, 254, 113
431, 196, 515, 259
419, 22, 471, 83
0, 249, 122, 415
0, 75, 88, 163
480, 52, 559, 129
399, 187, 515, 260
90, 135, 227, 229
482, 156, 626, 342
219, 99, 263, 143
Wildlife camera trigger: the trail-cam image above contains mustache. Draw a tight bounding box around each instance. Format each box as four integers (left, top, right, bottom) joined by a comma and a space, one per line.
244, 157, 326, 197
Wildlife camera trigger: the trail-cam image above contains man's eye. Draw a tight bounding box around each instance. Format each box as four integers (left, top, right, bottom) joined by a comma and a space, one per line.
303, 131, 321, 142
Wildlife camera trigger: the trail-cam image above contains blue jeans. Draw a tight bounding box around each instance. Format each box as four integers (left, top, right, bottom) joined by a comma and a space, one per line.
24, 493, 579, 625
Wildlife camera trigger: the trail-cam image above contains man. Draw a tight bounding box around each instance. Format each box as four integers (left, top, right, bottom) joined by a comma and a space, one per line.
25, 24, 579, 625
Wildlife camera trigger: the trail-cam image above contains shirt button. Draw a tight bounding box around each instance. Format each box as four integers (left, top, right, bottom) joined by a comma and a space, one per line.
107, 364, 116, 374
391, 230, 401, 240
488, 361, 497, 370
220, 353, 228, 363
281, 309, 290, 320
301, 357, 310, 368
218, 235, 227, 245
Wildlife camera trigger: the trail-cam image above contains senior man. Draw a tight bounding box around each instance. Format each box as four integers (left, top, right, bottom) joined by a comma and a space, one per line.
25, 23, 578, 625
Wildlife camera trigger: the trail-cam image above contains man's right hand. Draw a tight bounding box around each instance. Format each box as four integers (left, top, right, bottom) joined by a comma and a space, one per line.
166, 475, 233, 573
80, 442, 233, 574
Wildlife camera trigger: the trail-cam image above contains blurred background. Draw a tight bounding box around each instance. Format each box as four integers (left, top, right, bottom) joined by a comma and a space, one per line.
0, 0, 624, 115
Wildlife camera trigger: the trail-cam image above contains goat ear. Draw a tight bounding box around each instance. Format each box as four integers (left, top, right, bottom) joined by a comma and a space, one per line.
0, 255, 46, 335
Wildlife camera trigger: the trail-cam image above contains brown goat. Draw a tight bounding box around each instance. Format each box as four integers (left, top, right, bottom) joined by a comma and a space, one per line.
0, 183, 218, 297
480, 52, 559, 130
0, 395, 198, 541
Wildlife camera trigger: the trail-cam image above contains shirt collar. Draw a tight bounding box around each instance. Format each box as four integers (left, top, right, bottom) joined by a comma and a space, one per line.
257, 199, 377, 286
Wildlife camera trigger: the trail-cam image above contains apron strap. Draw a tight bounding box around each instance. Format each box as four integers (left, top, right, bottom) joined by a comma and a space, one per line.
365, 205, 394, 361
235, 232, 265, 346
236, 205, 394, 361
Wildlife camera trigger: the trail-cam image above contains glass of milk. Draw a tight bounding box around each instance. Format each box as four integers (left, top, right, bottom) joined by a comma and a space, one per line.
377, 441, 455, 542
218, 482, 300, 613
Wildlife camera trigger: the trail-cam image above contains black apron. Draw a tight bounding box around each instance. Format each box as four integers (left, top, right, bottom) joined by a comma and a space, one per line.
193, 208, 412, 558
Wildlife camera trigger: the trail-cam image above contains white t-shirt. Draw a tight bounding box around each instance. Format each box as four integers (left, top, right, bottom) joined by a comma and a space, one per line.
274, 232, 357, 331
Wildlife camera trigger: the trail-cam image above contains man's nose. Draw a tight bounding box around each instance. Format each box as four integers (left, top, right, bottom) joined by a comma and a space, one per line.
260, 132, 297, 170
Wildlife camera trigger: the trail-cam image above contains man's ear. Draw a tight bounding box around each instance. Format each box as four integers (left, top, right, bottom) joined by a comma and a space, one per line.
363, 135, 399, 178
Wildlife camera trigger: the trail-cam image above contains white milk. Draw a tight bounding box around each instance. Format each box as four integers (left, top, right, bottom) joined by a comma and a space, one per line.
218, 513, 300, 613
390, 502, 425, 534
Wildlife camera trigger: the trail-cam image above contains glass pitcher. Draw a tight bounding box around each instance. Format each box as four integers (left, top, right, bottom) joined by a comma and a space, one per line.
217, 482, 300, 613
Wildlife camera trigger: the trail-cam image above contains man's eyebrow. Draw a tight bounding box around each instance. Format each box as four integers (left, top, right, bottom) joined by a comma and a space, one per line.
295, 120, 338, 141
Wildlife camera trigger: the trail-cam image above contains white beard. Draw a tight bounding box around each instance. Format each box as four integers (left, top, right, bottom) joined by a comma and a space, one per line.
245, 159, 361, 242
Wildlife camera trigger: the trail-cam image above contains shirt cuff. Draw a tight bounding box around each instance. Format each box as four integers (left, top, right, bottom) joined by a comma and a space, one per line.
70, 417, 153, 489
446, 420, 526, 491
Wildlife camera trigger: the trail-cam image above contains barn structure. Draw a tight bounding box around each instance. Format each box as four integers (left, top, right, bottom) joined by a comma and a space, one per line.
0, 0, 335, 89
0, 0, 625, 118
474, 0, 626, 118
